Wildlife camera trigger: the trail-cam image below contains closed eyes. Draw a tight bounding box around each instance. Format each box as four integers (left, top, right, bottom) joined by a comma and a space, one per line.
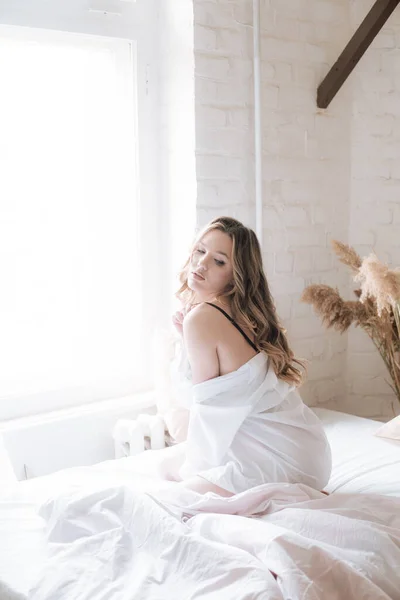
195, 248, 226, 267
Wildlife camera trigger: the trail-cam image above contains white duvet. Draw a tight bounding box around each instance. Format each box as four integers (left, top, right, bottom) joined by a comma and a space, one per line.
2, 461, 400, 600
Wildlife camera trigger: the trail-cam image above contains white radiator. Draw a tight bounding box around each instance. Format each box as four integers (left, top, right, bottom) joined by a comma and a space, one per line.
112, 414, 167, 458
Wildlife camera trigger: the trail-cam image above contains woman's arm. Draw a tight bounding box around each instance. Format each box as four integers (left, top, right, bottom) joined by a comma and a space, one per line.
179, 305, 249, 494
183, 305, 220, 384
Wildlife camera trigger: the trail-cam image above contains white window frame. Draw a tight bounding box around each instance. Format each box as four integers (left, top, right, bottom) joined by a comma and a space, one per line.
0, 0, 165, 421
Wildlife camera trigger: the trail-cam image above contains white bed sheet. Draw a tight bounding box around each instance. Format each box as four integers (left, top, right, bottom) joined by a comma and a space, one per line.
314, 407, 400, 496
4, 479, 400, 600
1, 407, 400, 598
0, 461, 177, 598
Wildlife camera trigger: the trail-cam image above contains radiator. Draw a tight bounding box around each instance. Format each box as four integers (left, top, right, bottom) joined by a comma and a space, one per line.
112, 413, 167, 458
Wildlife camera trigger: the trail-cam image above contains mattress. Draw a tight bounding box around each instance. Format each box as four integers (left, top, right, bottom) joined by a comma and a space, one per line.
314, 407, 400, 497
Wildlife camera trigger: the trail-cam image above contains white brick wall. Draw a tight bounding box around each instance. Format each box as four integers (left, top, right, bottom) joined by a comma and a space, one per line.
194, 0, 351, 412
347, 0, 400, 420
194, 0, 255, 228
192, 0, 400, 419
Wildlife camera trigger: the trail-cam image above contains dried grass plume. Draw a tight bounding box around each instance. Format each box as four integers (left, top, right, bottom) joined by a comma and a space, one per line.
301, 285, 368, 333
354, 253, 400, 316
331, 240, 362, 273
302, 241, 400, 407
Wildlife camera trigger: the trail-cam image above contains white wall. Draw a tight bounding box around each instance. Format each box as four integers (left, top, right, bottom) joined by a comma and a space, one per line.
193, 0, 400, 420
347, 0, 400, 420
259, 0, 352, 412
194, 0, 255, 228
193, 0, 353, 412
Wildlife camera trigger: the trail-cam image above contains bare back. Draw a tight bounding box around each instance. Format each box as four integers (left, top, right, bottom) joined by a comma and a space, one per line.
185, 302, 258, 379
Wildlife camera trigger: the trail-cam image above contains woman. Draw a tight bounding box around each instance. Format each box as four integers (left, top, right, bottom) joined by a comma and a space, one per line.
166, 216, 331, 497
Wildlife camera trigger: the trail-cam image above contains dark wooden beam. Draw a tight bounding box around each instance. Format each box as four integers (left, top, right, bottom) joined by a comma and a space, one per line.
317, 0, 400, 109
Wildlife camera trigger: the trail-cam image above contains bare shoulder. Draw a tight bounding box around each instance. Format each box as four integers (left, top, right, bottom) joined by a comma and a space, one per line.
182, 304, 220, 383
184, 302, 218, 323
183, 303, 220, 338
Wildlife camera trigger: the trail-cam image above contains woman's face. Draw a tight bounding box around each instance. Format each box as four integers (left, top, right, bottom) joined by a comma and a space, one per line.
187, 229, 234, 300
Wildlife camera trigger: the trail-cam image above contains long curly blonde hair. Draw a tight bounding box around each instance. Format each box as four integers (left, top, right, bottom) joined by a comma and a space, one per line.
176, 216, 305, 387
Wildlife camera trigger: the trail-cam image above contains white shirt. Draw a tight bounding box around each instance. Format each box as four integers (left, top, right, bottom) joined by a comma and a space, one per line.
173, 348, 332, 494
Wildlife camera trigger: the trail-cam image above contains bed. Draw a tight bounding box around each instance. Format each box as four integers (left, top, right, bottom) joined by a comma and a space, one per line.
0, 407, 399, 600
315, 407, 400, 497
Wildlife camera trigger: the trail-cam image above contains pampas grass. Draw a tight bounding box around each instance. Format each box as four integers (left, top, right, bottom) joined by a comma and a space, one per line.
301, 285, 368, 333
301, 241, 400, 406
331, 240, 362, 273
355, 253, 400, 316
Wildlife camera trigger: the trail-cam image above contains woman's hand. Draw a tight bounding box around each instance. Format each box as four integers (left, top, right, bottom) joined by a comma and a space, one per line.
172, 310, 185, 335
172, 305, 195, 335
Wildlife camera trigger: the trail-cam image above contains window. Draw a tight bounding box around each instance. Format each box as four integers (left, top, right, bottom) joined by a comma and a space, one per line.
0, 24, 153, 420
0, 0, 197, 420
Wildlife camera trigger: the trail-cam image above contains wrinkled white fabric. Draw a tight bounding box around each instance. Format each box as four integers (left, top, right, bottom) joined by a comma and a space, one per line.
174, 348, 332, 493
2, 446, 400, 599
26, 480, 400, 600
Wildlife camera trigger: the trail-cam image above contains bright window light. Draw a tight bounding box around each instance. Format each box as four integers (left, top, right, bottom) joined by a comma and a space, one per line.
0, 26, 142, 415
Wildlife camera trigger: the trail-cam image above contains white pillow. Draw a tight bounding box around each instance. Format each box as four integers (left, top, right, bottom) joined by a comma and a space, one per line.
375, 415, 400, 441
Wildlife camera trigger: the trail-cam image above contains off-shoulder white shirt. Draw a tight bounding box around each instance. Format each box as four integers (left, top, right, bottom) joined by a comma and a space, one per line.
172, 348, 332, 494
